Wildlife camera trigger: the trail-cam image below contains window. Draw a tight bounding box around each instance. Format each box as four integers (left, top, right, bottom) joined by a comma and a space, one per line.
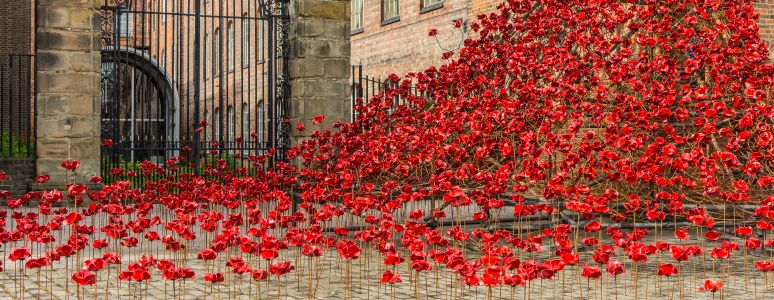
228, 22, 235, 72
203, 110, 210, 142
162, 0, 167, 23
241, 104, 250, 151
242, 15, 250, 68
421, 0, 442, 9
119, 11, 133, 38
352, 0, 363, 31
256, 20, 264, 63
214, 29, 221, 76
214, 108, 221, 141
258, 102, 266, 146
227, 106, 235, 141
382, 0, 399, 21
161, 50, 166, 68
203, 33, 209, 78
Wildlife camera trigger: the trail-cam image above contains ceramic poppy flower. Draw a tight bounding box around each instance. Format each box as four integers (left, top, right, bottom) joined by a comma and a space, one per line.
251, 269, 269, 281
60, 160, 80, 171
301, 244, 323, 257
8, 247, 31, 261
204, 272, 225, 283
755, 261, 774, 272
337, 240, 361, 260
268, 261, 294, 276
197, 248, 217, 260
606, 260, 625, 277
381, 270, 402, 284
72, 270, 96, 286
699, 280, 722, 293
581, 265, 602, 279
657, 264, 678, 276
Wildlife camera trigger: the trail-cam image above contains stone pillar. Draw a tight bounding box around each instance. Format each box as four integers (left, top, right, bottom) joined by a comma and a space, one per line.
288, 0, 351, 146
36, 0, 102, 184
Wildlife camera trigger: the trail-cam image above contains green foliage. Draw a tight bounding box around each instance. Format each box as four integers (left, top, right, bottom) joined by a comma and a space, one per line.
0, 131, 35, 157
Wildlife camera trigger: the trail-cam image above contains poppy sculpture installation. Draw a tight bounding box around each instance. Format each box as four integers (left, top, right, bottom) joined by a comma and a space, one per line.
1, 0, 773, 299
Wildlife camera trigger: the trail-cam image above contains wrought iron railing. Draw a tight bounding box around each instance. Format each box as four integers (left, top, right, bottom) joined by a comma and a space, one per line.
0, 54, 36, 158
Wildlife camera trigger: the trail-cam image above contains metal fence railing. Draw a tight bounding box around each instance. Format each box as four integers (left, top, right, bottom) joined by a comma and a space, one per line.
0, 54, 36, 158
350, 65, 423, 122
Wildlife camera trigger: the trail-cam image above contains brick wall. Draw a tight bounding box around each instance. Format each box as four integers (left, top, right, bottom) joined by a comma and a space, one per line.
468, 0, 501, 18
351, 0, 470, 78
0, 158, 36, 197
754, 0, 774, 61
0, 0, 34, 133
0, 1, 33, 59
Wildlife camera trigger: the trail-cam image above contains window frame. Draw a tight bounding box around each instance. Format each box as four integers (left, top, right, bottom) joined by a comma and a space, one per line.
227, 21, 235, 73
351, 0, 364, 34
214, 28, 221, 76
203, 33, 209, 79
381, 0, 400, 26
420, 0, 443, 14
242, 14, 250, 68
118, 9, 134, 38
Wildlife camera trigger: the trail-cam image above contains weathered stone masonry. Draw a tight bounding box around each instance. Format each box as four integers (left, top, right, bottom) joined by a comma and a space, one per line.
289, 0, 352, 147
36, 0, 102, 185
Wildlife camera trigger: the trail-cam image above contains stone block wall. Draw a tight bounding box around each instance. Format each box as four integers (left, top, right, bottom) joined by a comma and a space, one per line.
36, 0, 102, 184
0, 158, 36, 197
289, 0, 352, 146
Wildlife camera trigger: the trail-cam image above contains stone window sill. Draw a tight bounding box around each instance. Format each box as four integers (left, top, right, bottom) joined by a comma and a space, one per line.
351, 28, 364, 36
420, 2, 443, 14
381, 17, 400, 27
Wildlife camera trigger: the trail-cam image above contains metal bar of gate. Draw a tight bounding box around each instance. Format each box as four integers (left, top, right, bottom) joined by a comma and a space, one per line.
193, 0, 202, 174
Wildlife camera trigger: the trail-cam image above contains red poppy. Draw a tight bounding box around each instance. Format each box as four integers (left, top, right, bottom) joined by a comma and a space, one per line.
102, 139, 113, 147
337, 240, 361, 260
381, 270, 402, 284
699, 280, 722, 293
384, 252, 404, 265
704, 230, 721, 241
301, 244, 323, 257
312, 115, 325, 124
60, 160, 80, 171
581, 265, 602, 279
8, 247, 31, 261
25, 257, 50, 269
251, 269, 269, 281
72, 270, 96, 286
657, 264, 678, 276
36, 174, 51, 184
197, 248, 217, 260
755, 261, 774, 272
736, 226, 753, 236
606, 260, 625, 277
584, 221, 602, 232
268, 261, 294, 276
334, 227, 349, 236
204, 273, 225, 283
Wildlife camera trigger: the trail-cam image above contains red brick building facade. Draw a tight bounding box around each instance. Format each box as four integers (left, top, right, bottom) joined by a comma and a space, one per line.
352, 0, 774, 78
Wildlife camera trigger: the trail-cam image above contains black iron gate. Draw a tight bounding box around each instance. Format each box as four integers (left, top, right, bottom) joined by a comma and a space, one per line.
99, 0, 289, 182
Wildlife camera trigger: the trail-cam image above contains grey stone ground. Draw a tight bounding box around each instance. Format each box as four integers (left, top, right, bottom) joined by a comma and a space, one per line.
0, 206, 772, 299
1, 245, 772, 300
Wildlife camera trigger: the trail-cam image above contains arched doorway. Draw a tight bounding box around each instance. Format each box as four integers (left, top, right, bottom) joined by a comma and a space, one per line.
100, 46, 180, 173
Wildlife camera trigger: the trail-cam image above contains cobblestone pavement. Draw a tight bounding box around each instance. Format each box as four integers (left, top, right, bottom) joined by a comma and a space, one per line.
1, 246, 773, 300
1, 206, 773, 299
